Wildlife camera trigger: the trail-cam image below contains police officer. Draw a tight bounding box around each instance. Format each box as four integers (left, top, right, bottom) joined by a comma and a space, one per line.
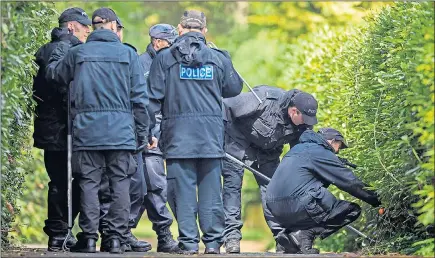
148, 10, 243, 254
222, 85, 318, 253
46, 8, 150, 253
32, 7, 91, 251
129, 24, 179, 253
266, 128, 381, 254
98, 17, 152, 252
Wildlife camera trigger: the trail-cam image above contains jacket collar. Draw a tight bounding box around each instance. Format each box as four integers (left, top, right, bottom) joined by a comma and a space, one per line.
299, 130, 336, 153
86, 29, 120, 43
146, 43, 157, 58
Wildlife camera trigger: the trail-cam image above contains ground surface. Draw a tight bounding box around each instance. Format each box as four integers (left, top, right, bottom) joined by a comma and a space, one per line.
2, 248, 417, 258
2, 238, 416, 257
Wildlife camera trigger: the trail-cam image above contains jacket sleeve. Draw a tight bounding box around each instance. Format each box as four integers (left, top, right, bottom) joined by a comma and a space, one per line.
130, 52, 150, 145
311, 151, 381, 207
147, 53, 166, 135
223, 92, 261, 120
45, 41, 75, 86
220, 53, 243, 98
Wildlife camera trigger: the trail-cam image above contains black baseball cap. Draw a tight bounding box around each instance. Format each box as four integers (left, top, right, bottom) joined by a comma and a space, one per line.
318, 128, 348, 149
92, 7, 117, 24
292, 92, 318, 126
149, 24, 178, 44
116, 17, 124, 29
58, 7, 91, 26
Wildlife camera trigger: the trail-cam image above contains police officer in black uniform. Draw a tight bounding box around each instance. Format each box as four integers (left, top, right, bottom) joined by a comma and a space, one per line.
132, 24, 179, 253
32, 7, 91, 251
222, 85, 318, 253
46, 8, 150, 253
148, 10, 243, 254
266, 128, 381, 254
98, 17, 152, 253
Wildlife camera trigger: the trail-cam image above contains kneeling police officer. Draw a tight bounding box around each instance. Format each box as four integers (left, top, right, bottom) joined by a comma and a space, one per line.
266, 128, 381, 254
222, 85, 317, 253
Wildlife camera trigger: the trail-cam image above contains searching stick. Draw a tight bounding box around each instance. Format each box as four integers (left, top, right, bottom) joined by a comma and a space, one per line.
224, 153, 375, 243
208, 42, 262, 104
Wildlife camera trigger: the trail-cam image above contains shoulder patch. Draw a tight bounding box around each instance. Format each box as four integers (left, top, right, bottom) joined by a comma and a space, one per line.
179, 64, 213, 80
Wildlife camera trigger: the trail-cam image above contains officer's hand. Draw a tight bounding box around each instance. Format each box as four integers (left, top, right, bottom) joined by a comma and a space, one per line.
371, 199, 382, 208
147, 137, 158, 149
134, 136, 148, 154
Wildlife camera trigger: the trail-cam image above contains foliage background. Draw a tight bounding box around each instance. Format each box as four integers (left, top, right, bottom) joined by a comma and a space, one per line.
1, 1, 433, 256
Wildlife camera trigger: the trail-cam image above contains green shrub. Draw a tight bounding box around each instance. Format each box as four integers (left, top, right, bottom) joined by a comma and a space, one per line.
1, 2, 55, 248
280, 2, 434, 255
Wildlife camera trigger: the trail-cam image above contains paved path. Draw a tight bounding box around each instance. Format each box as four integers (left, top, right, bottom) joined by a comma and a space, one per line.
2, 248, 356, 258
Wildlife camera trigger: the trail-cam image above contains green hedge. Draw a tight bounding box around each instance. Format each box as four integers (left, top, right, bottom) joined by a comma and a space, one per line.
1, 2, 55, 248
280, 2, 434, 255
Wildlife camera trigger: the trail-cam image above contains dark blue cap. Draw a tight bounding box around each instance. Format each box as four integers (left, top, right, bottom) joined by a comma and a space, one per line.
149, 24, 178, 44
58, 7, 91, 26
318, 128, 348, 149
292, 92, 318, 126
92, 7, 117, 24
116, 17, 124, 29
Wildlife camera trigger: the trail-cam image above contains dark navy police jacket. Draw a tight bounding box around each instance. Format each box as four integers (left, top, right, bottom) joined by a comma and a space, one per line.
45, 29, 149, 151
147, 32, 243, 159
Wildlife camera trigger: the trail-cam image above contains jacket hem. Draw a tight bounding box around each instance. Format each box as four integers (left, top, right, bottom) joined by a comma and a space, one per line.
164, 153, 225, 159
73, 145, 135, 151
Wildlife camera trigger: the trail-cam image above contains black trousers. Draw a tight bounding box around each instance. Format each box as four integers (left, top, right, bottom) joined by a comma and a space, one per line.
134, 153, 173, 239
99, 153, 145, 234
73, 150, 136, 241
268, 197, 361, 239
43, 150, 80, 237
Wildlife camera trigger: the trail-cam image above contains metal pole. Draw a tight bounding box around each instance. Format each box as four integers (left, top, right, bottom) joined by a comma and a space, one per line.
225, 153, 271, 182
208, 42, 262, 104
224, 153, 375, 243
62, 85, 73, 251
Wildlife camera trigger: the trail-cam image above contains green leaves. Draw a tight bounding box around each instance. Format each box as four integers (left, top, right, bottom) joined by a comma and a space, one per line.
1, 2, 55, 249
281, 2, 434, 255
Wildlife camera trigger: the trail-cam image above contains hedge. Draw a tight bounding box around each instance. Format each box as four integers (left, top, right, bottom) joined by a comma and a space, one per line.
279, 2, 434, 255
1, 2, 55, 248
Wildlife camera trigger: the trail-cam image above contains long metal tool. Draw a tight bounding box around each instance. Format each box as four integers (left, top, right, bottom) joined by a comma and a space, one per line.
224, 152, 375, 243
62, 85, 73, 251
208, 42, 262, 104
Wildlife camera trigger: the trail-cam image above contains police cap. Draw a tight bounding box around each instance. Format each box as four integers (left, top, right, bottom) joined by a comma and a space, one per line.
292, 92, 318, 126
58, 7, 92, 26
318, 127, 348, 149
149, 24, 178, 44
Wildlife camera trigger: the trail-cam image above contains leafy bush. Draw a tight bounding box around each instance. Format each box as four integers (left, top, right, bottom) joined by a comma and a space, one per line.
1, 2, 55, 248
280, 2, 434, 255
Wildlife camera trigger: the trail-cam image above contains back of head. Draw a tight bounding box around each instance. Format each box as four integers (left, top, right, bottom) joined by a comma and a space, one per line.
92, 7, 118, 31
318, 127, 348, 149
179, 10, 207, 34
149, 24, 178, 44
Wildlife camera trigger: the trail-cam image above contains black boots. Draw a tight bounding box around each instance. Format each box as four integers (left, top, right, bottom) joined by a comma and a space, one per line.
100, 238, 127, 254
47, 234, 77, 251
276, 229, 320, 254
70, 238, 97, 253
225, 239, 240, 253
157, 234, 180, 253
124, 231, 152, 252
290, 229, 320, 254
